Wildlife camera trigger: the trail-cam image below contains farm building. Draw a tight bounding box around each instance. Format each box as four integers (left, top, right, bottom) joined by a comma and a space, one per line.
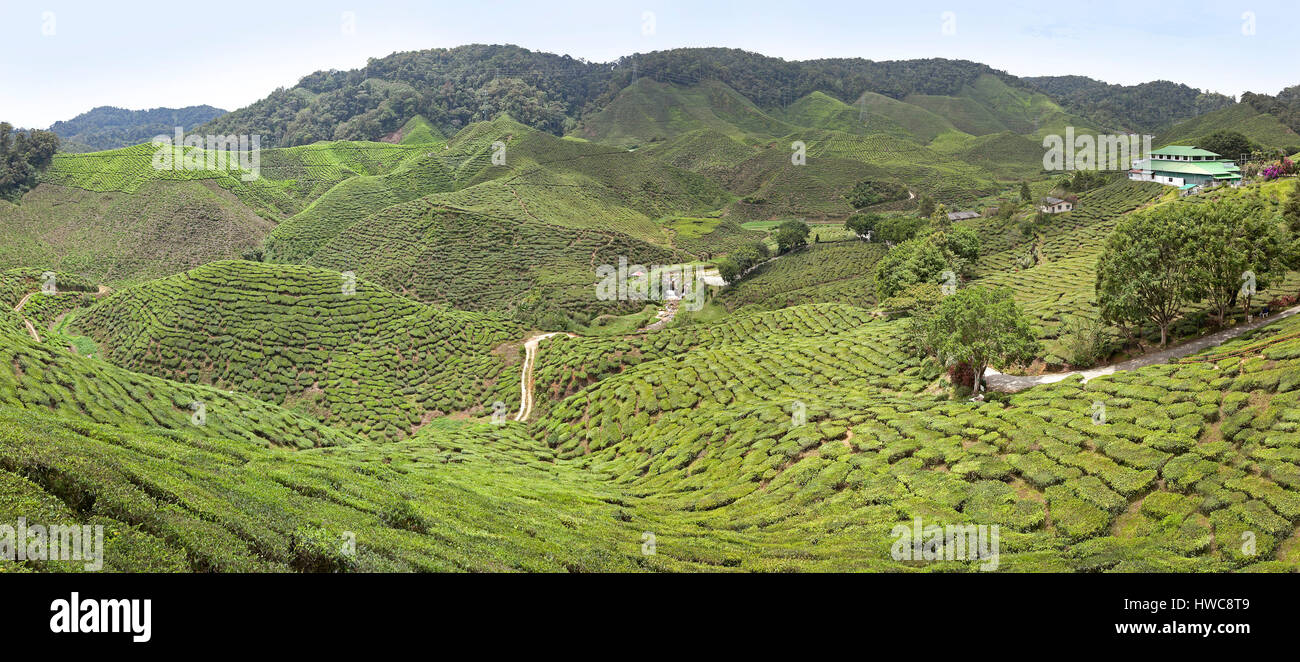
1039, 197, 1073, 214
946, 210, 980, 221
1128, 145, 1242, 188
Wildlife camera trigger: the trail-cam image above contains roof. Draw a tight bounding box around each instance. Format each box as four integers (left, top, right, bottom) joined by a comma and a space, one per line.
1147, 160, 1241, 177
946, 211, 980, 220
1150, 145, 1221, 158
1042, 197, 1067, 204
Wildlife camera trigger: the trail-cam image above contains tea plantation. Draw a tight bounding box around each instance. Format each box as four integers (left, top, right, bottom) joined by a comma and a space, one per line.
72, 261, 524, 441
6, 62, 1300, 573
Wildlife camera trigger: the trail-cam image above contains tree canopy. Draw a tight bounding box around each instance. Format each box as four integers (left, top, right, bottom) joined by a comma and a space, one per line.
0, 122, 61, 201
1096, 194, 1286, 346
912, 286, 1039, 393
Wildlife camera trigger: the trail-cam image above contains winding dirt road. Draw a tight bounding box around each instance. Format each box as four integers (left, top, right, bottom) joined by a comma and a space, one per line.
11, 285, 111, 343
985, 303, 1300, 392
514, 332, 577, 422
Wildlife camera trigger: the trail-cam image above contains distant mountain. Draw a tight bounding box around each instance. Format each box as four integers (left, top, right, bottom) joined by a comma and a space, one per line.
48, 105, 227, 152
1024, 76, 1235, 133
198, 44, 1075, 148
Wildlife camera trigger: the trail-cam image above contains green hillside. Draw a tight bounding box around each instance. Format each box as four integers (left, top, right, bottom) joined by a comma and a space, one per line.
0, 181, 275, 285
306, 200, 686, 323
73, 261, 524, 441
1156, 103, 1300, 152
573, 78, 795, 147
851, 91, 964, 143
10, 42, 1300, 575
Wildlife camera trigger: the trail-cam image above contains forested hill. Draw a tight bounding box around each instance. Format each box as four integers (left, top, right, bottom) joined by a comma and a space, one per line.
1243, 84, 1300, 136
1024, 75, 1236, 133
200, 44, 1251, 148
48, 105, 227, 152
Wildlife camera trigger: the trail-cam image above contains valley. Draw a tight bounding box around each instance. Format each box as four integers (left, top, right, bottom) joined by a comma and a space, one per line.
4, 43, 1300, 575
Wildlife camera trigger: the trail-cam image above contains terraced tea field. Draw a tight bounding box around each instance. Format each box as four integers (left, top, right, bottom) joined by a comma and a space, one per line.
73, 261, 524, 441
8, 46, 1300, 576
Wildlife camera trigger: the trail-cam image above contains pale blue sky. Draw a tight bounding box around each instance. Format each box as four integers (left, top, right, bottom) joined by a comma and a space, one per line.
2, 0, 1297, 128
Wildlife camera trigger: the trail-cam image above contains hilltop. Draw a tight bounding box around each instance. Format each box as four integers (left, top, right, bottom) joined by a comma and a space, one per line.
49, 105, 227, 152
196, 45, 1244, 147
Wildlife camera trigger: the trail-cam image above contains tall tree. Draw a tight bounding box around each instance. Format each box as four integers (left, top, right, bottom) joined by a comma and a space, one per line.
0, 123, 60, 200
1187, 195, 1285, 324
774, 219, 810, 253
913, 286, 1039, 393
1096, 204, 1197, 346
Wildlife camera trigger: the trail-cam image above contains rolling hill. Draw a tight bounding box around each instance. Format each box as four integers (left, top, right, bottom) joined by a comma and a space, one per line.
48, 105, 228, 152
1156, 103, 1300, 152
7, 41, 1300, 575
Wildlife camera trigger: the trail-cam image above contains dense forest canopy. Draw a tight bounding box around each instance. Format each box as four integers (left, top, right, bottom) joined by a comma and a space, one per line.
196, 45, 1064, 147
1025, 75, 1235, 133
48, 105, 227, 152
0, 122, 60, 200
1243, 85, 1300, 137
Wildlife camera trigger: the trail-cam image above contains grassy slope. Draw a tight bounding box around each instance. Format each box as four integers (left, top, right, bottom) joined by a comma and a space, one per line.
573, 77, 795, 147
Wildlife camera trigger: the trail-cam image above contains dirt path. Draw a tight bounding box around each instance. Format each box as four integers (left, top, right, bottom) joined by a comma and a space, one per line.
514, 332, 577, 422
13, 291, 42, 342
12, 285, 111, 344
985, 303, 1300, 392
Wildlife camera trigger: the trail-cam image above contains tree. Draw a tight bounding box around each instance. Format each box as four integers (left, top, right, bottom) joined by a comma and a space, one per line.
930, 204, 950, 231
876, 215, 925, 244
943, 225, 981, 263
845, 212, 880, 239
917, 194, 936, 217
0, 122, 60, 200
716, 257, 740, 284
1186, 195, 1285, 324
844, 179, 908, 209
1282, 178, 1300, 233
1019, 181, 1031, 203
774, 219, 810, 253
1096, 204, 1197, 346
1198, 130, 1258, 161
912, 287, 1039, 393
873, 237, 949, 299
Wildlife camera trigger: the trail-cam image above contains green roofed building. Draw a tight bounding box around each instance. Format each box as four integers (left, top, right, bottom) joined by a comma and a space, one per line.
1129, 145, 1242, 188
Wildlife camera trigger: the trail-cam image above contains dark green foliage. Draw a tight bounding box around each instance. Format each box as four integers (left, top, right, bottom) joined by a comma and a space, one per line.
874, 237, 949, 299
845, 179, 909, 209
876, 215, 926, 245
0, 123, 60, 200
48, 106, 226, 152
912, 286, 1039, 391
1197, 130, 1259, 160
845, 212, 881, 238
774, 219, 811, 253
1026, 76, 1235, 133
